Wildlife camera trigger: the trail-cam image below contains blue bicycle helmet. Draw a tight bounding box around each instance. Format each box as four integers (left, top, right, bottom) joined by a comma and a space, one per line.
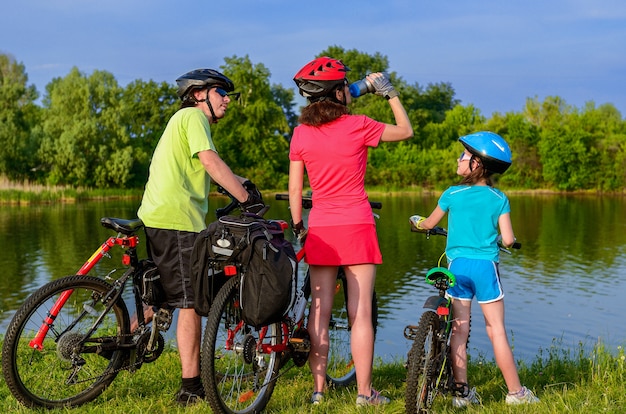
459, 131, 512, 174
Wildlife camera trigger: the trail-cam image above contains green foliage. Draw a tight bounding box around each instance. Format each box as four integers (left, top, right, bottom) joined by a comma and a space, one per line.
0, 54, 41, 179
38, 67, 133, 188
118, 79, 178, 187
0, 50, 625, 192
214, 55, 291, 189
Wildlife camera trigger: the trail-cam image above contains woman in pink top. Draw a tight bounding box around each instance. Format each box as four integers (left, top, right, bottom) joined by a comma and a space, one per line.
289, 56, 413, 406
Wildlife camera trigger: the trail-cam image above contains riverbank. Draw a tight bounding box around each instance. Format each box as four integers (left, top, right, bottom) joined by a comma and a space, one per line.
3, 184, 625, 205
1, 338, 623, 413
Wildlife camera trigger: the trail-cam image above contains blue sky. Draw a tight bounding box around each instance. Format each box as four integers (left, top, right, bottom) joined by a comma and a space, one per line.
2, 0, 625, 117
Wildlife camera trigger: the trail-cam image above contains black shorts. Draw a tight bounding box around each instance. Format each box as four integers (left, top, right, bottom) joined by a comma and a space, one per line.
145, 227, 198, 309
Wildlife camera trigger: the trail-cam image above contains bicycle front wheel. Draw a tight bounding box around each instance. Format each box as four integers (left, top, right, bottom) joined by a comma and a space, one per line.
1, 275, 130, 408
201, 276, 281, 414
405, 310, 440, 413
325, 269, 379, 388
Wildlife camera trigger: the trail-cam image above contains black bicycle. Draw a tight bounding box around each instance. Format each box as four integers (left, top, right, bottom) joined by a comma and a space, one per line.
403, 215, 520, 413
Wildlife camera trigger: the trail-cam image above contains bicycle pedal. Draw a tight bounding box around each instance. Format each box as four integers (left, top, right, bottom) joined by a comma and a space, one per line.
403, 325, 418, 340
288, 337, 311, 352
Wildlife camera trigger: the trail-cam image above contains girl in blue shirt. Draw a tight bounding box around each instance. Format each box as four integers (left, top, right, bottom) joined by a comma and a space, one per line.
412, 131, 539, 407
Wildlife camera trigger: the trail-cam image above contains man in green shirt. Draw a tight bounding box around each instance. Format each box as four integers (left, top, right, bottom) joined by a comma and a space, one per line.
137, 68, 264, 405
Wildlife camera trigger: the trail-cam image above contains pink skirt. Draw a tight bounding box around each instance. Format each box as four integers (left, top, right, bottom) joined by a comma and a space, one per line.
304, 224, 382, 266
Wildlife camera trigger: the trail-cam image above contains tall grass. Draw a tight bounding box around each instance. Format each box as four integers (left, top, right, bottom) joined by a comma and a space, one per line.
0, 337, 624, 413
0, 176, 142, 204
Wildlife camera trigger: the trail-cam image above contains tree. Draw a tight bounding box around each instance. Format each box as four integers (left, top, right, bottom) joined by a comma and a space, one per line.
0, 53, 41, 180
38, 67, 133, 187
486, 112, 542, 189
119, 79, 178, 187
212, 55, 291, 189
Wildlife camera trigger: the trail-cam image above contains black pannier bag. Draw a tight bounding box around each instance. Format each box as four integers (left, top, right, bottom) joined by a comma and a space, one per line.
191, 214, 297, 326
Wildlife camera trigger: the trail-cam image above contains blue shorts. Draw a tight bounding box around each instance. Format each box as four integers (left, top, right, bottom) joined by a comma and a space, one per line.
447, 257, 504, 303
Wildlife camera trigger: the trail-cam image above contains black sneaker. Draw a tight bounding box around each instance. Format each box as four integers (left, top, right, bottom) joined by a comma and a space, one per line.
175, 387, 206, 405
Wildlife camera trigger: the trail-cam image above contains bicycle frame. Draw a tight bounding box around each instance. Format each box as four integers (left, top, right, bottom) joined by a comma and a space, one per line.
219, 244, 307, 357
28, 230, 140, 350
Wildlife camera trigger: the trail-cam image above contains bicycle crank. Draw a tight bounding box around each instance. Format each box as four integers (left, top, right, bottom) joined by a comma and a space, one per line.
289, 327, 311, 367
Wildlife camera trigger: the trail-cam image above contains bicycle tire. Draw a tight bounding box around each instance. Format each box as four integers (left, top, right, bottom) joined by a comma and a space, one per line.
1, 275, 130, 408
405, 311, 440, 413
325, 269, 379, 388
201, 276, 281, 414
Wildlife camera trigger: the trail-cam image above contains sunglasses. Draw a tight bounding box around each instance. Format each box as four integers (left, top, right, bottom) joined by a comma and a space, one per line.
215, 88, 241, 100
458, 152, 472, 162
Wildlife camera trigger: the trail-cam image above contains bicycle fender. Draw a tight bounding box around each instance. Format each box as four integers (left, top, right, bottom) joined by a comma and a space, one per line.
423, 295, 447, 310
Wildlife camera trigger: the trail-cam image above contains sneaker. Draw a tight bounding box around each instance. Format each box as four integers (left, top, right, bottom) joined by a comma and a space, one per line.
356, 389, 390, 407
311, 392, 324, 405
452, 387, 480, 408
505, 386, 539, 404
175, 387, 206, 405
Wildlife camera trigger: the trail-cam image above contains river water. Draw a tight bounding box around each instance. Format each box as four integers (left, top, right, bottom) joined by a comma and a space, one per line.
1, 194, 625, 364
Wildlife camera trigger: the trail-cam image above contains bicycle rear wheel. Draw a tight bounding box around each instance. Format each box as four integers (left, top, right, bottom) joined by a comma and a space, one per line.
325, 268, 379, 388
1, 275, 130, 408
405, 311, 440, 413
201, 276, 281, 414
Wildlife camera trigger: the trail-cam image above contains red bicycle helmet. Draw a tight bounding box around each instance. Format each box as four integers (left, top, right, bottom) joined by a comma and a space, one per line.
293, 57, 350, 98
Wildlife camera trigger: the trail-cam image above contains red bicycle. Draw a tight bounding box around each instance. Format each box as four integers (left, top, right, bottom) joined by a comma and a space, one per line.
1, 217, 174, 408
200, 193, 380, 414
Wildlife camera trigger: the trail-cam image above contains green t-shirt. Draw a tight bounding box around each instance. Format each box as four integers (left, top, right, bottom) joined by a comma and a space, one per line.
138, 107, 217, 232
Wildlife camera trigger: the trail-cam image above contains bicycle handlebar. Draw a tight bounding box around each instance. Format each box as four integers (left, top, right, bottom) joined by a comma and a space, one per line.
274, 193, 382, 210
410, 217, 521, 251
215, 186, 270, 218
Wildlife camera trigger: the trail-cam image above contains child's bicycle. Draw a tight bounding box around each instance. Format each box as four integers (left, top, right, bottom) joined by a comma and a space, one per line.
1, 217, 173, 408
200, 193, 381, 414
403, 215, 521, 413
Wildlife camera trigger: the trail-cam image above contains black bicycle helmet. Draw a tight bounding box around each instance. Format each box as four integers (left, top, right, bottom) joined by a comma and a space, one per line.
459, 131, 512, 174
293, 57, 350, 99
175, 69, 234, 101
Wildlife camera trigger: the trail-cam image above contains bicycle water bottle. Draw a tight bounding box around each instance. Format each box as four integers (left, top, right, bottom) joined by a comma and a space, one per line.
349, 78, 374, 98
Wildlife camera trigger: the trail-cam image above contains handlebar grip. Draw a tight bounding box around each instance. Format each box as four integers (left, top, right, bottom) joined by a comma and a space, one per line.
275, 194, 289, 201
431, 226, 447, 236
216, 201, 238, 218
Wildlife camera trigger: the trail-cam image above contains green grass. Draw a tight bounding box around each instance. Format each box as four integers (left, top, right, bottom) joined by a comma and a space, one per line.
1, 338, 624, 413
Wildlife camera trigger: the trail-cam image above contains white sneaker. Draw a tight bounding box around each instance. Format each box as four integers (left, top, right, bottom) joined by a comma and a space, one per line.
310, 392, 323, 405
505, 386, 539, 404
452, 387, 480, 407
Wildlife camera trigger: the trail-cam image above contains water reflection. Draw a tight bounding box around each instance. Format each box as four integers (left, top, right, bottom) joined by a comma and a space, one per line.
1, 194, 625, 364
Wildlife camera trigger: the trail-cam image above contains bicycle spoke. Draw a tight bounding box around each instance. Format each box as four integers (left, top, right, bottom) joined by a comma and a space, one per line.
2, 276, 129, 408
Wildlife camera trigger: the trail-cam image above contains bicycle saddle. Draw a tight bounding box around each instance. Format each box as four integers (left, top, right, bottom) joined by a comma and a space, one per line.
100, 217, 145, 235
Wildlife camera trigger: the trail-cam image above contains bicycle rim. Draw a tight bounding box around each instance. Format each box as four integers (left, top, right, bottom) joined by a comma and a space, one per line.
202, 276, 281, 414
325, 269, 379, 388
1, 275, 129, 408
405, 311, 439, 413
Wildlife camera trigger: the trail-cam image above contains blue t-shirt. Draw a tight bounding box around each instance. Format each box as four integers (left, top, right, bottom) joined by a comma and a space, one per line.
438, 185, 511, 262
